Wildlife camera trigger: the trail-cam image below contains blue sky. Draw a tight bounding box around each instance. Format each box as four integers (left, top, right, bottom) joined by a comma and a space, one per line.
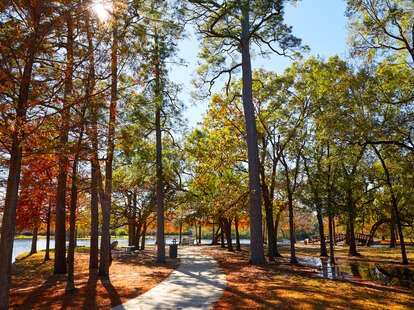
171, 0, 349, 129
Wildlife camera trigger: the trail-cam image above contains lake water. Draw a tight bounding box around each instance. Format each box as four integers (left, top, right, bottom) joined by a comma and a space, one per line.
12, 237, 252, 262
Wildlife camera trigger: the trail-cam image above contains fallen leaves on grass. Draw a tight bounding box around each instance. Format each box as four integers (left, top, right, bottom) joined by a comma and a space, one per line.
10, 247, 179, 310
204, 246, 414, 310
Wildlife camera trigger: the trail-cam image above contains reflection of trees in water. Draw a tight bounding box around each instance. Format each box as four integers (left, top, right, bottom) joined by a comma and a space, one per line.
321, 258, 328, 278
376, 264, 414, 287
349, 262, 361, 278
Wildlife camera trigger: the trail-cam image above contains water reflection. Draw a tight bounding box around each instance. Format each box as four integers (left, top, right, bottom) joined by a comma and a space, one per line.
298, 256, 414, 289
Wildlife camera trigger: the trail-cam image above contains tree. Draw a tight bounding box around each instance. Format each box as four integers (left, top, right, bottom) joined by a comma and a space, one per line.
0, 1, 56, 307
188, 0, 304, 265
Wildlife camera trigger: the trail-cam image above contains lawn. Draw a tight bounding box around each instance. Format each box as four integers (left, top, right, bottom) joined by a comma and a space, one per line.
10, 246, 179, 310
204, 244, 414, 310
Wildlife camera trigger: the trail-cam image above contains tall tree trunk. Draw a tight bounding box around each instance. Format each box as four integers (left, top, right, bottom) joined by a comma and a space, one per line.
86, 8, 99, 273
98, 20, 118, 277
44, 199, 52, 262
0, 6, 41, 307
66, 119, 86, 290
316, 207, 328, 257
154, 29, 165, 263
30, 220, 39, 255
55, 11, 74, 275
141, 220, 147, 250
66, 156, 79, 292
235, 217, 241, 251
239, 2, 265, 265
332, 216, 337, 245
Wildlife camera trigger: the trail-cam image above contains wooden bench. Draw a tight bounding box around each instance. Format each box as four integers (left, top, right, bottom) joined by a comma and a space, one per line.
181, 238, 194, 246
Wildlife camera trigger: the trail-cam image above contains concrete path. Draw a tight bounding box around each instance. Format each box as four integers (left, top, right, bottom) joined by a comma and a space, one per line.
112, 246, 226, 310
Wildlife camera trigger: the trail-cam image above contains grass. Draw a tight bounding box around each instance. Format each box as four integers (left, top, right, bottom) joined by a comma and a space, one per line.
204, 244, 414, 310
10, 245, 179, 309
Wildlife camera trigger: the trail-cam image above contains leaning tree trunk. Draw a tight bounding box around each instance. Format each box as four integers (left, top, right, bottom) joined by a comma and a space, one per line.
223, 218, 233, 251
0, 6, 40, 308
372, 145, 408, 264
240, 2, 265, 265
316, 207, 328, 257
235, 217, 241, 251
54, 11, 74, 275
366, 218, 388, 246
30, 220, 39, 255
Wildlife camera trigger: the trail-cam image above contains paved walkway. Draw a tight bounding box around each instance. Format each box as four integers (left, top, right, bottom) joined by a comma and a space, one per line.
112, 246, 226, 310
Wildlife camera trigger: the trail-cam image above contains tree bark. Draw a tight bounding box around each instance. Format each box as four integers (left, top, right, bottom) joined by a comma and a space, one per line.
30, 220, 39, 255
179, 221, 183, 244
66, 119, 86, 291
348, 213, 359, 256
390, 212, 397, 248
274, 212, 282, 257
141, 220, 147, 250
235, 217, 241, 251
316, 207, 328, 257
0, 6, 41, 307
98, 20, 118, 277
85, 7, 99, 273
44, 199, 52, 262
54, 11, 74, 275
153, 27, 165, 264
372, 145, 408, 264
223, 218, 233, 251
287, 193, 297, 264
239, 1, 265, 265
198, 224, 202, 245
328, 215, 336, 265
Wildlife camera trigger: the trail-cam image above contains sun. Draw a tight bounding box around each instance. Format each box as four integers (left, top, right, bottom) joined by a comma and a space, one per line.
92, 1, 112, 22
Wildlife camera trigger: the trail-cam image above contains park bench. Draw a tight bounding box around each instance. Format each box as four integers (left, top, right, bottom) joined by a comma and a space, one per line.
181, 238, 194, 246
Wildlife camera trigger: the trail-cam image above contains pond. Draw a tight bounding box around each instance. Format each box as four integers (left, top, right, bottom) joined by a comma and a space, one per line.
299, 256, 414, 289
12, 237, 253, 262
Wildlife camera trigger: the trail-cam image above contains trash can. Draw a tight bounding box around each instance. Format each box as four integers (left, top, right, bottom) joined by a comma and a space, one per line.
169, 239, 177, 258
